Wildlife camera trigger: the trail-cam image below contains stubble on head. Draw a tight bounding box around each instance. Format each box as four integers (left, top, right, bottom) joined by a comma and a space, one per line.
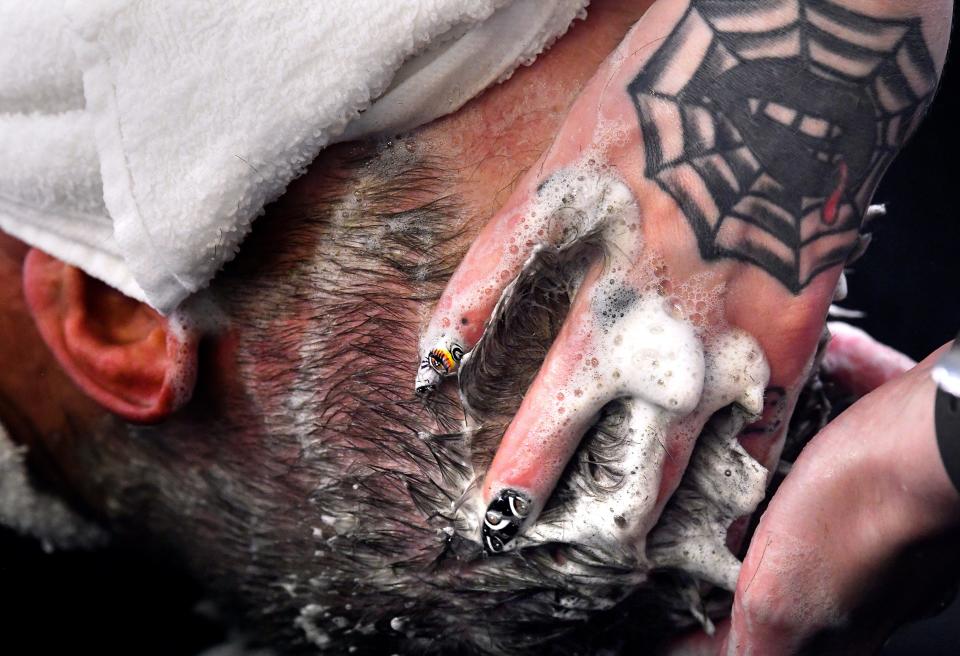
61, 140, 729, 654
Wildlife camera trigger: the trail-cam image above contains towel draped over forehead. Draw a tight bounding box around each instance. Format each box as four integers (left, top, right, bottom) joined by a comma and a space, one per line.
0, 0, 587, 313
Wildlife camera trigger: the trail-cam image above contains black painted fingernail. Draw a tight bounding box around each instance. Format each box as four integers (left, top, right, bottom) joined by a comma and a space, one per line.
415, 383, 436, 396
482, 489, 532, 554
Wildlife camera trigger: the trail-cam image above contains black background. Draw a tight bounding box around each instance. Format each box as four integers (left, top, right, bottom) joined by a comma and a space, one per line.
850, 15, 960, 656
1, 17, 958, 656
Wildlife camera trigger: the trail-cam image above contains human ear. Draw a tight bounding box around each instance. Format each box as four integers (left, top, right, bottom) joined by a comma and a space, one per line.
21, 249, 198, 423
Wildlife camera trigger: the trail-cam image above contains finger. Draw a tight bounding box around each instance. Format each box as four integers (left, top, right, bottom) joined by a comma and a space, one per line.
723, 524, 820, 656
523, 395, 677, 554
647, 405, 767, 591
724, 554, 776, 655
481, 276, 708, 554
822, 321, 916, 398
479, 274, 615, 554
414, 190, 539, 395
414, 169, 639, 394
592, 330, 769, 585
722, 479, 824, 655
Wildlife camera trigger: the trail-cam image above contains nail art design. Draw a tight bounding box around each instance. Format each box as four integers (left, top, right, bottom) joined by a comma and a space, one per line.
482, 489, 531, 554
415, 343, 464, 395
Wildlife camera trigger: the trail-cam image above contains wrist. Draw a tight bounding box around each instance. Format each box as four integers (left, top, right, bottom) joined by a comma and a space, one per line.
890, 365, 960, 536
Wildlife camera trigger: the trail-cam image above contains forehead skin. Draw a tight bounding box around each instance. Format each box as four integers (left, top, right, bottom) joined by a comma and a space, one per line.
288, 0, 656, 226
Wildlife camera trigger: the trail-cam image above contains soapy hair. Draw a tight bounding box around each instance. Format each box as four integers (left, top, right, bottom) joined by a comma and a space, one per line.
63, 141, 816, 655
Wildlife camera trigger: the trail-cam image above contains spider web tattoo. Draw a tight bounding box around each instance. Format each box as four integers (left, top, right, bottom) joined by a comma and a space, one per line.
628, 0, 938, 292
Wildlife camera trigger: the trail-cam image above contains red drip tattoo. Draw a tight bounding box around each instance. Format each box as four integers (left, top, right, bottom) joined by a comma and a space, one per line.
822, 160, 848, 226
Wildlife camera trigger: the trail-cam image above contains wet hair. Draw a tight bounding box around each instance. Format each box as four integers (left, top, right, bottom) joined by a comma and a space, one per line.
62, 141, 815, 655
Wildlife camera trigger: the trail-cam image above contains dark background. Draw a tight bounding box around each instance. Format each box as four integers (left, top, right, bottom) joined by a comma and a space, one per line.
844, 31, 960, 363
1, 16, 958, 656
849, 14, 960, 656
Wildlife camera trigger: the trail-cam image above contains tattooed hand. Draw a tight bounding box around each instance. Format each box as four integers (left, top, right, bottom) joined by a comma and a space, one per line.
414, 0, 945, 555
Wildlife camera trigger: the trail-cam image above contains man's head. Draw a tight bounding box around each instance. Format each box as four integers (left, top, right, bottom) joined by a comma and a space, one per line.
53, 141, 719, 654
0, 1, 767, 652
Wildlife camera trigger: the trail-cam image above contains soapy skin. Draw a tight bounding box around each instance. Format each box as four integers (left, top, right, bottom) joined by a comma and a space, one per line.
522, 325, 769, 567
428, 167, 775, 563
414, 0, 943, 556
421, 164, 787, 555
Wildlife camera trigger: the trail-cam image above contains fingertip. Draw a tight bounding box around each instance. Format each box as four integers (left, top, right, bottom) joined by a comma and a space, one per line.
413, 341, 465, 395
481, 488, 535, 554
480, 392, 601, 551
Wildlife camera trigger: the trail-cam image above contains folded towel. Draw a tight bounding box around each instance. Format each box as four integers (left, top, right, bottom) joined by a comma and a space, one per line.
0, 0, 587, 313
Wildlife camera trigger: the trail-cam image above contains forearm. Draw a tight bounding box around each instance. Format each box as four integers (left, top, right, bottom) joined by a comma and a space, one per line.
818, 341, 960, 541
892, 344, 960, 534
817, 325, 960, 529
720, 338, 960, 653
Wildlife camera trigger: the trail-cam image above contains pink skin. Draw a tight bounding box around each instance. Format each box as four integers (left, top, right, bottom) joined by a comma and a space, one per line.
669, 333, 960, 655
822, 321, 918, 398
423, 0, 846, 531
424, 0, 951, 557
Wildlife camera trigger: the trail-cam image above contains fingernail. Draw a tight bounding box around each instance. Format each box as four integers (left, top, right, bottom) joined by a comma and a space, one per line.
736, 384, 765, 417
482, 489, 532, 554
415, 367, 440, 396
414, 343, 465, 395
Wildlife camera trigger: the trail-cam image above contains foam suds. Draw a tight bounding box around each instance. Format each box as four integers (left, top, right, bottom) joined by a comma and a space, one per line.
486, 170, 766, 549
0, 423, 107, 551
515, 290, 706, 526
648, 407, 768, 591
523, 315, 769, 565
438, 165, 771, 595
416, 165, 644, 389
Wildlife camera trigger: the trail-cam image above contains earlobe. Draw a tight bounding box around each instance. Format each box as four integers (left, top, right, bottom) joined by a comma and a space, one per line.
22, 249, 198, 423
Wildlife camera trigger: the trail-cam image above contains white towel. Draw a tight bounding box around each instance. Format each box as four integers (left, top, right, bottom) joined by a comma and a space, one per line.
0, 0, 587, 313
